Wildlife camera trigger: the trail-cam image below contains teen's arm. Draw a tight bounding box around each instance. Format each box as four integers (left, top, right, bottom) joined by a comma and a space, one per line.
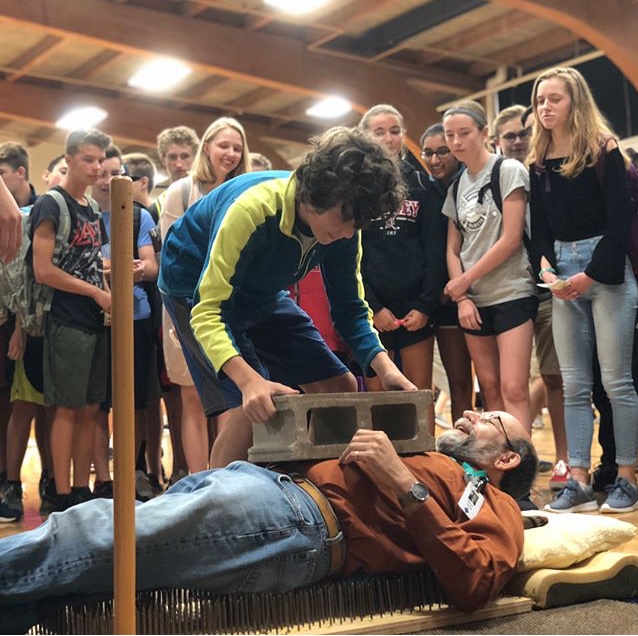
32, 219, 111, 312
0, 178, 22, 263
369, 351, 417, 390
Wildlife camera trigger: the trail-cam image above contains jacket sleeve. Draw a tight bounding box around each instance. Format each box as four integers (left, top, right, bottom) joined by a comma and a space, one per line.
529, 167, 556, 277
585, 147, 633, 283
360, 240, 383, 313
404, 490, 523, 612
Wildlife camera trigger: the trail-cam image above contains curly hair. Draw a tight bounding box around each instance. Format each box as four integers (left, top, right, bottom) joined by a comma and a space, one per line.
498, 437, 538, 500
295, 126, 405, 229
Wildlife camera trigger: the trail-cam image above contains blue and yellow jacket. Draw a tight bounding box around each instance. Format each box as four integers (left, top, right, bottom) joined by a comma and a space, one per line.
159, 171, 383, 375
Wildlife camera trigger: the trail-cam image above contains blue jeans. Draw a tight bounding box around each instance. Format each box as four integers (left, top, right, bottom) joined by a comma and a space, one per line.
0, 463, 332, 608
552, 237, 638, 467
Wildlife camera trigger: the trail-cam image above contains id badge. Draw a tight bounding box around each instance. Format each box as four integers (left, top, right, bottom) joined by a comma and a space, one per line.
458, 481, 485, 519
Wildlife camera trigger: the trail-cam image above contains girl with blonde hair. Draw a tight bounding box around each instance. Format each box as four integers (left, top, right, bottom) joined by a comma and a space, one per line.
529, 67, 638, 513
160, 116, 250, 473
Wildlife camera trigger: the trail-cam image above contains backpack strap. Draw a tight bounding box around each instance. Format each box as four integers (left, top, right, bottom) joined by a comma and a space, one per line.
44, 190, 72, 266
132, 204, 142, 260
451, 175, 462, 232
477, 155, 506, 211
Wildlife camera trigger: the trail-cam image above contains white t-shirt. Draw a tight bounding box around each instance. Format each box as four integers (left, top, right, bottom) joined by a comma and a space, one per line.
442, 155, 536, 307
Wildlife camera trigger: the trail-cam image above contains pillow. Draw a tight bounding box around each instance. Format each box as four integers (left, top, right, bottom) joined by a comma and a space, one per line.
517, 510, 636, 572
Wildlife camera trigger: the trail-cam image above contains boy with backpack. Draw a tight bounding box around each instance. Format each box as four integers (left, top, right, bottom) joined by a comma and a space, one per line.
29, 129, 111, 512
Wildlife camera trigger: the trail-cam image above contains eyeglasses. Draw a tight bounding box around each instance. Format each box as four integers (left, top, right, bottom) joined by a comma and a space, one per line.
420, 147, 451, 160
500, 129, 530, 142
479, 412, 515, 452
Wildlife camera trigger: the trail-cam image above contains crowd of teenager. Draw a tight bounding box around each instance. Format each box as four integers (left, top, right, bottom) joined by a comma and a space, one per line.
0, 64, 637, 525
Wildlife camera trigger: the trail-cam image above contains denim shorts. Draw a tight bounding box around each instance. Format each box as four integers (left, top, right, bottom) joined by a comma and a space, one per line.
462, 295, 538, 337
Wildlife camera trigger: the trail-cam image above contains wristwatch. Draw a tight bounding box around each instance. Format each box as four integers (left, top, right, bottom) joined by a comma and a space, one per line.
398, 482, 429, 509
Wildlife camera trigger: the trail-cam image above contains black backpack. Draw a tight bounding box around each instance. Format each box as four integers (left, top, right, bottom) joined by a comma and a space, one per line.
451, 155, 532, 254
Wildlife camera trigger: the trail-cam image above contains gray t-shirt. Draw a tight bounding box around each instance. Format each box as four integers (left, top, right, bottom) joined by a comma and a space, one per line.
442, 155, 536, 307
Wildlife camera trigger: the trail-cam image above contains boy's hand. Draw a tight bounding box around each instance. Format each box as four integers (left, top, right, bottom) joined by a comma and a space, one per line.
242, 376, 299, 423
379, 369, 417, 391
93, 288, 111, 313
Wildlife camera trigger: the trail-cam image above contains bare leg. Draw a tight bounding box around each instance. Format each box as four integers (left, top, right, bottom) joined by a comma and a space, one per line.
399, 338, 435, 435
6, 400, 38, 482
72, 404, 99, 488
464, 335, 504, 412
436, 328, 474, 422
543, 373, 568, 463
162, 388, 187, 478
93, 410, 111, 483
496, 320, 534, 433
143, 398, 164, 480
180, 384, 209, 473
50, 406, 75, 494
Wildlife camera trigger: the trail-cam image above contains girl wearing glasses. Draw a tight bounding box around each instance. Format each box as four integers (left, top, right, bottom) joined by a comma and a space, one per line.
359, 104, 448, 431
529, 67, 638, 513
442, 100, 537, 435
419, 123, 474, 424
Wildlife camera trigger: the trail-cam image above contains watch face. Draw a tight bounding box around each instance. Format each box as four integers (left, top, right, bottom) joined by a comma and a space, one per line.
410, 482, 428, 501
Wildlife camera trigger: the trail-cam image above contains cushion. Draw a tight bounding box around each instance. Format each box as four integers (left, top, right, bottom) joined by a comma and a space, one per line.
517, 510, 636, 571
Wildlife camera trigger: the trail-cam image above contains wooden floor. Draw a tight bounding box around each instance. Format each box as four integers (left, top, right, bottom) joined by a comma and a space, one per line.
1, 415, 638, 559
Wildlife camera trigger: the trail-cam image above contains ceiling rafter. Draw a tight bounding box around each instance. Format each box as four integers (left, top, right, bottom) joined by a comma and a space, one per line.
5, 34, 65, 82
225, 86, 279, 110
67, 49, 122, 79
0, 77, 316, 149
0, 0, 445, 149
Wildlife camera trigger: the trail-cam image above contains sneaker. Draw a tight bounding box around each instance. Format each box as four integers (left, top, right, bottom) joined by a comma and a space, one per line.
600, 477, 638, 513
0, 482, 23, 521
532, 416, 545, 429
544, 478, 598, 513
93, 480, 114, 499
71, 486, 94, 505
538, 460, 552, 473
52, 493, 76, 513
0, 500, 21, 523
549, 460, 571, 491
147, 474, 164, 496
592, 463, 618, 493
135, 470, 156, 502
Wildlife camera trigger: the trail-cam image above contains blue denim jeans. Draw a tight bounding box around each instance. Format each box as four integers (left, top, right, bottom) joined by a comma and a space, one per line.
552, 237, 638, 467
0, 463, 332, 608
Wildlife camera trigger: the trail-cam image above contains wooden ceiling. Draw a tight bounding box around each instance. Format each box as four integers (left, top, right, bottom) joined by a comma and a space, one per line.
0, 0, 595, 168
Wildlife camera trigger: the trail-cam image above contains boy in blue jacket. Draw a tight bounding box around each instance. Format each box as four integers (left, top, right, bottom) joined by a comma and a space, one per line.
159, 126, 416, 466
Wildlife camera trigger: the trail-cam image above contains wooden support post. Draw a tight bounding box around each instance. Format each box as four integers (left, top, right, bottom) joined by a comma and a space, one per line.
109, 176, 136, 635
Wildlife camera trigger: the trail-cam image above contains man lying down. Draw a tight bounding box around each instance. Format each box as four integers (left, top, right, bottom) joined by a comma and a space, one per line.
0, 409, 537, 632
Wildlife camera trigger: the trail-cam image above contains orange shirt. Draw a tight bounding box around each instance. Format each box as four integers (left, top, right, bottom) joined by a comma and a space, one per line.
302, 452, 523, 612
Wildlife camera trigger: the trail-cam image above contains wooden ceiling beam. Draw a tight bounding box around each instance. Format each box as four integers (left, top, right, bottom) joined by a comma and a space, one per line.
177, 75, 229, 99
225, 86, 279, 110
0, 0, 445, 142
181, 2, 208, 18
67, 49, 121, 79
5, 34, 65, 82
0, 77, 317, 149
424, 9, 533, 66
467, 26, 579, 75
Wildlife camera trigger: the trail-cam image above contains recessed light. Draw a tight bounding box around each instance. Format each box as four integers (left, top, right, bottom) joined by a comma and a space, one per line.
55, 106, 108, 130
128, 58, 192, 92
263, 0, 329, 15
306, 96, 351, 119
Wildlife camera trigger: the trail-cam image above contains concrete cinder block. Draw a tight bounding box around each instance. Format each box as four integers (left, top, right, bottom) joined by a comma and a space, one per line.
248, 390, 434, 463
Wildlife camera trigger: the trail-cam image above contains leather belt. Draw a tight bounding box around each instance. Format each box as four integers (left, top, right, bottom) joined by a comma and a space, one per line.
291, 474, 346, 576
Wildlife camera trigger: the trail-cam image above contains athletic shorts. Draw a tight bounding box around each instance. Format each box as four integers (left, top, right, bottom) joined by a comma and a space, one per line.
100, 318, 162, 411
43, 318, 108, 407
379, 321, 436, 351
436, 301, 460, 328
164, 293, 350, 413
462, 295, 538, 337
534, 295, 561, 376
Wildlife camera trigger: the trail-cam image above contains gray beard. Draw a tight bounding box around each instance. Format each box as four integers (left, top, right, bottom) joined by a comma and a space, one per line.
436, 430, 500, 468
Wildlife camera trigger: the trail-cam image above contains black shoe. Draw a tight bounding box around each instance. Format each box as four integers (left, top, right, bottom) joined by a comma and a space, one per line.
147, 474, 164, 496
592, 463, 618, 493
0, 481, 23, 521
517, 492, 539, 511
538, 460, 552, 473
38, 469, 49, 501
0, 500, 21, 523
52, 493, 76, 513
71, 486, 94, 505
93, 480, 114, 499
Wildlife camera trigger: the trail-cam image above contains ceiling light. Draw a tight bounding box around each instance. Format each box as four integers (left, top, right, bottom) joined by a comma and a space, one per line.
263, 0, 329, 15
306, 96, 351, 119
128, 58, 192, 92
55, 106, 108, 130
